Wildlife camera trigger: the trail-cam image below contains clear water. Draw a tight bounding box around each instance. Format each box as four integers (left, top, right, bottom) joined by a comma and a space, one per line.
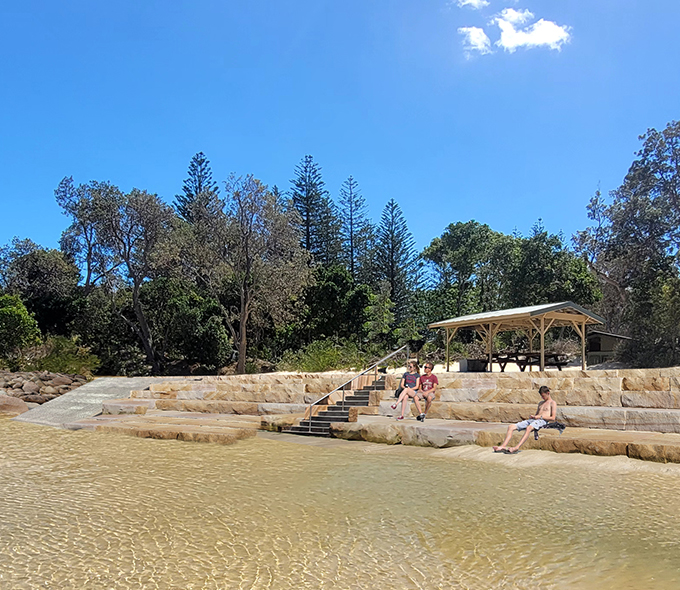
1, 417, 680, 589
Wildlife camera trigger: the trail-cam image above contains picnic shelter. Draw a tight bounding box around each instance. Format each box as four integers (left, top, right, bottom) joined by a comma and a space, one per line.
428, 301, 605, 372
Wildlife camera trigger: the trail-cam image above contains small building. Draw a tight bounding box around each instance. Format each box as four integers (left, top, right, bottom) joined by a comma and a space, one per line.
587, 330, 631, 365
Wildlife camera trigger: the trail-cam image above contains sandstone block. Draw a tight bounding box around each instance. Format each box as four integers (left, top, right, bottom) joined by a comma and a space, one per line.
439, 388, 480, 403
421, 403, 453, 420
399, 424, 476, 448
496, 404, 536, 423
260, 414, 303, 431
176, 389, 215, 400
559, 407, 627, 430
449, 403, 500, 423
0, 395, 29, 415
621, 392, 680, 409
572, 377, 622, 392
329, 422, 365, 441
257, 403, 307, 414
480, 388, 537, 404
627, 443, 668, 463
621, 377, 670, 392
360, 422, 401, 444
624, 409, 680, 433
564, 389, 622, 407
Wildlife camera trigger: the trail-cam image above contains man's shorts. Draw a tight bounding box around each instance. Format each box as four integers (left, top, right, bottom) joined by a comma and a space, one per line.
417, 390, 435, 401
515, 418, 547, 431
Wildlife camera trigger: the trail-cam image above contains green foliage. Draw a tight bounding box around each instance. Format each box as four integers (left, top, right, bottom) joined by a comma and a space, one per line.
22, 335, 100, 376
1, 246, 80, 335
140, 278, 231, 370
374, 199, 417, 322
304, 265, 372, 342
278, 339, 366, 372
576, 120, 680, 366
290, 155, 341, 265
0, 295, 41, 366
174, 152, 220, 223
363, 281, 395, 344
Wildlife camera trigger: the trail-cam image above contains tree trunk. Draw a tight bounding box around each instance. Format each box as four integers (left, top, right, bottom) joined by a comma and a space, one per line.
236, 285, 250, 374
132, 281, 162, 374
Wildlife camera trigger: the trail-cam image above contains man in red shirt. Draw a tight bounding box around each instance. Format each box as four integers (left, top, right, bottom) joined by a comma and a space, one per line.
416, 363, 438, 421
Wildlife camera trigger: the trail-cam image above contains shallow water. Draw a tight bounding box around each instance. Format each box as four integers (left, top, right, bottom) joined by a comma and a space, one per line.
1, 417, 680, 589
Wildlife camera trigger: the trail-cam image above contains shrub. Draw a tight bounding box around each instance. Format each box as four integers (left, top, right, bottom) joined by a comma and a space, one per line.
21, 335, 100, 377
278, 339, 367, 372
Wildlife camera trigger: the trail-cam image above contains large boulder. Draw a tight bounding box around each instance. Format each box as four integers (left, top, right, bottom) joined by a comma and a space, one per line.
0, 395, 30, 415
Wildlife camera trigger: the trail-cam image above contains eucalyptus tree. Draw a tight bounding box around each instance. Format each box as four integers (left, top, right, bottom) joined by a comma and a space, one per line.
575, 120, 680, 365
183, 174, 312, 373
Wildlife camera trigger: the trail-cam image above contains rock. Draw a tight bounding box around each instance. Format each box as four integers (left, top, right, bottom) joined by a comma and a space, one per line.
20, 394, 48, 404
49, 376, 73, 386
22, 382, 40, 394
0, 395, 30, 415
40, 386, 58, 395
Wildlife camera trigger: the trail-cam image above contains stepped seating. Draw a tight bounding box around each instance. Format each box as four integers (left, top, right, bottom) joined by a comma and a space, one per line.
375, 369, 680, 434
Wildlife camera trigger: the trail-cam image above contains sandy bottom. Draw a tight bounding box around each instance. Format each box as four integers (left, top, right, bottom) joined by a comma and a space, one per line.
2, 418, 679, 589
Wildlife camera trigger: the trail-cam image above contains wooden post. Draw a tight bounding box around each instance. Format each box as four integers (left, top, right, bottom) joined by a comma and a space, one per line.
540, 316, 545, 372
446, 328, 450, 372
582, 320, 586, 370
488, 323, 493, 372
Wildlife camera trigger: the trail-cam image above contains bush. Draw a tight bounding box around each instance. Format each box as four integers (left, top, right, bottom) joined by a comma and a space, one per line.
21, 335, 100, 377
278, 339, 367, 372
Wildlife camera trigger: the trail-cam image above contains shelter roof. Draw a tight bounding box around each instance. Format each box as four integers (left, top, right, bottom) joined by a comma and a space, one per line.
428, 301, 605, 332
587, 330, 632, 341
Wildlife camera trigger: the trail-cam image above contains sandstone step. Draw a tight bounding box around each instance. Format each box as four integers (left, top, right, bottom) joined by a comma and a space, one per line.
329, 416, 680, 463
378, 401, 680, 433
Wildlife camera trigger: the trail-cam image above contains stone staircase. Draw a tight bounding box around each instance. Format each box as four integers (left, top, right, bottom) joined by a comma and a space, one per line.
283, 378, 385, 437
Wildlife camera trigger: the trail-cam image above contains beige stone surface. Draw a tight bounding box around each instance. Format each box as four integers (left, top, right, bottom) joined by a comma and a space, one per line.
624, 409, 680, 433
0, 395, 29, 415
622, 377, 670, 392
564, 389, 622, 407
260, 414, 303, 431
559, 406, 627, 430
621, 391, 680, 409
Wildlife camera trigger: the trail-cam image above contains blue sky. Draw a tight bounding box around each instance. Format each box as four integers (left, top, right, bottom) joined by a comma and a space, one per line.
1, 0, 679, 253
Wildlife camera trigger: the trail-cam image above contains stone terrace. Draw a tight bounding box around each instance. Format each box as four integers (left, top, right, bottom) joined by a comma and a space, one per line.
72, 367, 680, 463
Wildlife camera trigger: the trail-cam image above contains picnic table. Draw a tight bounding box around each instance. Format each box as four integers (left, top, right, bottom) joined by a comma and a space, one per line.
491, 351, 570, 372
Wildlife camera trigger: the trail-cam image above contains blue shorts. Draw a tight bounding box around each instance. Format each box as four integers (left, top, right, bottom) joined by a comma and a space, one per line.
515, 418, 547, 431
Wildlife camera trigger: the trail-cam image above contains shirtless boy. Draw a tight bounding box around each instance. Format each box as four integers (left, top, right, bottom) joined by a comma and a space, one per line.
493, 386, 556, 454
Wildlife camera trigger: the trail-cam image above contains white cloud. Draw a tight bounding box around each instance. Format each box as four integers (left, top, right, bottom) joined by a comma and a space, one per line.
492, 8, 571, 52
496, 8, 533, 25
455, 0, 490, 9
458, 26, 493, 57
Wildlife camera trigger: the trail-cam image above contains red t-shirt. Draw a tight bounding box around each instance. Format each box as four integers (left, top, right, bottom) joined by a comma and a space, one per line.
420, 374, 438, 392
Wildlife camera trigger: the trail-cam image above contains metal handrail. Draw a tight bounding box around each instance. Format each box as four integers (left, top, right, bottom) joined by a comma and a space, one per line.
305, 344, 410, 432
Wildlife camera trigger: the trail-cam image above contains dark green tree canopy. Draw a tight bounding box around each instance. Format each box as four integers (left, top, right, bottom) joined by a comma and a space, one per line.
375, 199, 417, 322
174, 152, 220, 223
290, 155, 341, 265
